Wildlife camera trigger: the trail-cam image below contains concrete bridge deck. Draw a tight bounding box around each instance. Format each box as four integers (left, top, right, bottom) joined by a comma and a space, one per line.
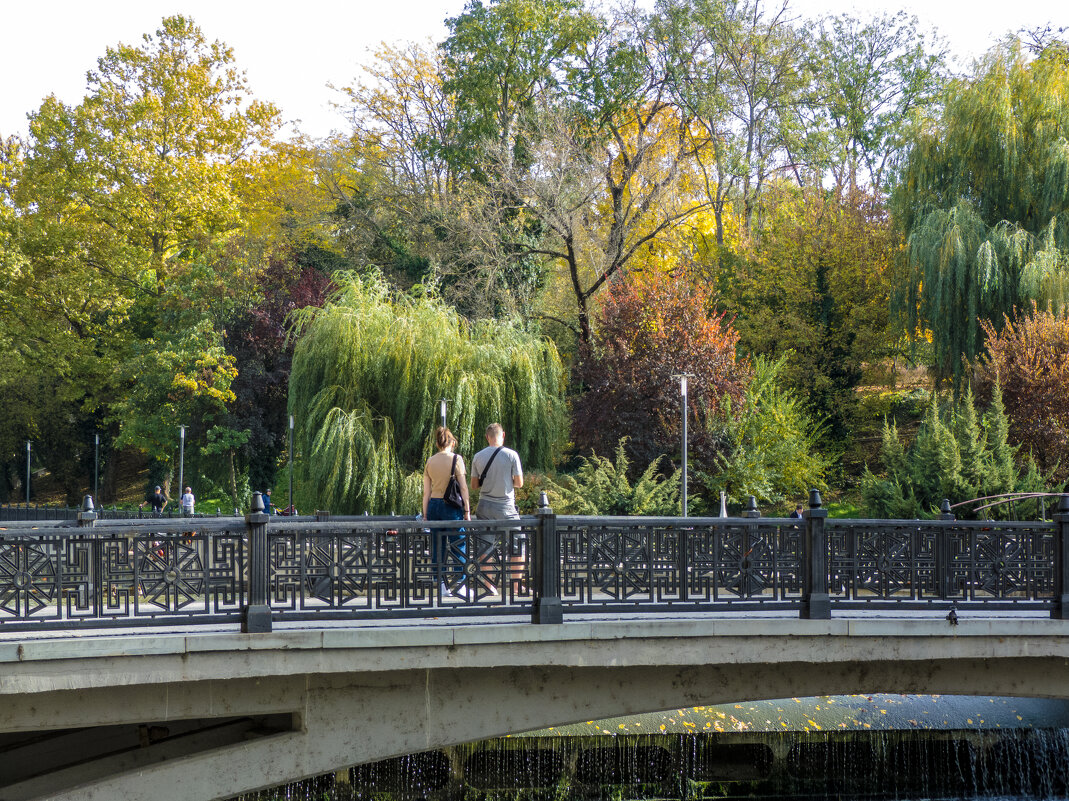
1, 609, 1068, 800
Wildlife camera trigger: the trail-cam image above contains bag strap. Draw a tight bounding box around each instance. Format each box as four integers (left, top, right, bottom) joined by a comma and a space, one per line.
449, 453, 459, 481
479, 447, 504, 484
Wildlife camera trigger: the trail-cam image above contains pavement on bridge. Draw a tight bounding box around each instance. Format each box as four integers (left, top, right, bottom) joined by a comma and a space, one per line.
0, 607, 1056, 645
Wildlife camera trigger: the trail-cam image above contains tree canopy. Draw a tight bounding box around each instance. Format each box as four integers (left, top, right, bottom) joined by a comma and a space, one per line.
895, 41, 1069, 382
288, 274, 567, 513
11, 6, 1063, 516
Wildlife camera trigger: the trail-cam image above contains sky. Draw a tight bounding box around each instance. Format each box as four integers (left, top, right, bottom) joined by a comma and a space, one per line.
0, 0, 1061, 142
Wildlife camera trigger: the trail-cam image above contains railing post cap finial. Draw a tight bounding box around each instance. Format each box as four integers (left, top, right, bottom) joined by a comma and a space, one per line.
82, 495, 95, 512
251, 491, 264, 514
1059, 494, 1069, 515
808, 489, 823, 509
538, 490, 552, 514
743, 495, 760, 518
940, 498, 952, 515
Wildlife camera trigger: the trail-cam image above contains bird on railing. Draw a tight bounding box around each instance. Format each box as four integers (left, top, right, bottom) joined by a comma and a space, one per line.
946, 606, 958, 626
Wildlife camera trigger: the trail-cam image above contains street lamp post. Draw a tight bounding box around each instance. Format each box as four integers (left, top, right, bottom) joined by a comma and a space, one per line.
439, 398, 448, 429
25, 440, 31, 505
94, 433, 100, 503
288, 414, 295, 513
178, 425, 186, 503
673, 374, 693, 517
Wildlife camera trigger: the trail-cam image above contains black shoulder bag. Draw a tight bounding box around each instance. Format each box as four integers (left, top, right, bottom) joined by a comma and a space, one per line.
443, 454, 465, 510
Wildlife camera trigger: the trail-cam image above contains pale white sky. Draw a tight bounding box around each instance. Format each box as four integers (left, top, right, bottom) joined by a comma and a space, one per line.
0, 0, 1061, 142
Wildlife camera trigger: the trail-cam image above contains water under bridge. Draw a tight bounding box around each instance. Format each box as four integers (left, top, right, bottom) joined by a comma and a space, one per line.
2, 494, 1069, 800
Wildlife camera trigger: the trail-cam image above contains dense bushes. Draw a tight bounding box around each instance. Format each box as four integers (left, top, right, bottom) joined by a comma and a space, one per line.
979, 306, 1069, 482
543, 440, 680, 516
862, 388, 1045, 518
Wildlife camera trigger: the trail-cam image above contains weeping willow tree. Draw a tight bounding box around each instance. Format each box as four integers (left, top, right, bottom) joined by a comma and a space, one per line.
894, 39, 1069, 383
288, 274, 567, 513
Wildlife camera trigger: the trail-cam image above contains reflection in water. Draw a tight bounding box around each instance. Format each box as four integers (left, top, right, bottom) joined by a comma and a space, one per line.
232, 696, 1069, 801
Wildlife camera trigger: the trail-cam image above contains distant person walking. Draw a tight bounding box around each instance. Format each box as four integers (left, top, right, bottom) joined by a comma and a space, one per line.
180, 486, 195, 516
140, 486, 168, 517
423, 426, 471, 598
789, 504, 804, 519
263, 488, 275, 515
471, 423, 524, 593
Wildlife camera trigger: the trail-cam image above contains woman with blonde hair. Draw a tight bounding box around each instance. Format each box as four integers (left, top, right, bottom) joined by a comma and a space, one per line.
423, 426, 471, 598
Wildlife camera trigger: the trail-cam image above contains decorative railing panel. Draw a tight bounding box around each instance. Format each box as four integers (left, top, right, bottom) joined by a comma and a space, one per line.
0, 521, 247, 627
827, 520, 1055, 605
556, 517, 804, 609
261, 519, 536, 617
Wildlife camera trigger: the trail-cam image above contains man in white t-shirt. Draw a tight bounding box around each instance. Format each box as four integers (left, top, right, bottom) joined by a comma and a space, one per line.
471, 423, 524, 593
180, 486, 195, 516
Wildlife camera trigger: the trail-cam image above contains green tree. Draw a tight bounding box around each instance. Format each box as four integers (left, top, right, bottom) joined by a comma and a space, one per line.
288, 274, 567, 514
331, 41, 454, 287
814, 11, 947, 193
701, 354, 830, 507
723, 186, 897, 439
861, 388, 1044, 518
653, 0, 815, 237
441, 0, 598, 174
894, 40, 1069, 382
18, 16, 280, 291
8, 16, 283, 491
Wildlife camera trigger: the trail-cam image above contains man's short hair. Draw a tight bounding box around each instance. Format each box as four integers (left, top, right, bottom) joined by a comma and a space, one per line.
485, 423, 504, 439
154, 486, 161, 491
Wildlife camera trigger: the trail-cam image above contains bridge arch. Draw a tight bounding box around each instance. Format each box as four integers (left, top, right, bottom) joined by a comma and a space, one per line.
3, 616, 1069, 800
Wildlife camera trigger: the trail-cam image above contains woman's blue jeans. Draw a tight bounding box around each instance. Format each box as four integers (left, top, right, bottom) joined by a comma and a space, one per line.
427, 497, 466, 587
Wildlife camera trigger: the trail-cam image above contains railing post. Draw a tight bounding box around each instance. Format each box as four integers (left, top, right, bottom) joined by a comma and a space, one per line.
937, 499, 955, 600
800, 489, 830, 620
77, 495, 101, 615
1052, 494, 1069, 620
242, 491, 272, 633
532, 492, 562, 624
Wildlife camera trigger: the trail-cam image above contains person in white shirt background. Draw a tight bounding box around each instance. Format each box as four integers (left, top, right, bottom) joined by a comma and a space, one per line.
181, 486, 195, 516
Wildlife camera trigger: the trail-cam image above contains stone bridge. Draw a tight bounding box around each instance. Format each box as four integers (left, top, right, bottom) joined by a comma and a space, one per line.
2, 612, 1069, 800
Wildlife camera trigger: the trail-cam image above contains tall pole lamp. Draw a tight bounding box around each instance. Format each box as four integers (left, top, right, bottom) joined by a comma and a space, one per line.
288, 414, 295, 513
178, 425, 186, 504
25, 440, 31, 505
94, 433, 100, 503
674, 374, 694, 517
439, 398, 448, 429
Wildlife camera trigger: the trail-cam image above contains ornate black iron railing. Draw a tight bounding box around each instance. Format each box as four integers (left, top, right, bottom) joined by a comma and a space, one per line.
0, 519, 248, 628
827, 519, 1057, 605
1, 491, 1067, 631
556, 517, 804, 610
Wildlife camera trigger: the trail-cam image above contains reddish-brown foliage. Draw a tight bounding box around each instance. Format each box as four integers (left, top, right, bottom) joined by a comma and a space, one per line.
225, 255, 333, 489
571, 270, 750, 469
979, 304, 1069, 480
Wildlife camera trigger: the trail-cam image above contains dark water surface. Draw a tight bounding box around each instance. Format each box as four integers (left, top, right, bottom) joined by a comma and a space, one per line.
233, 696, 1069, 801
